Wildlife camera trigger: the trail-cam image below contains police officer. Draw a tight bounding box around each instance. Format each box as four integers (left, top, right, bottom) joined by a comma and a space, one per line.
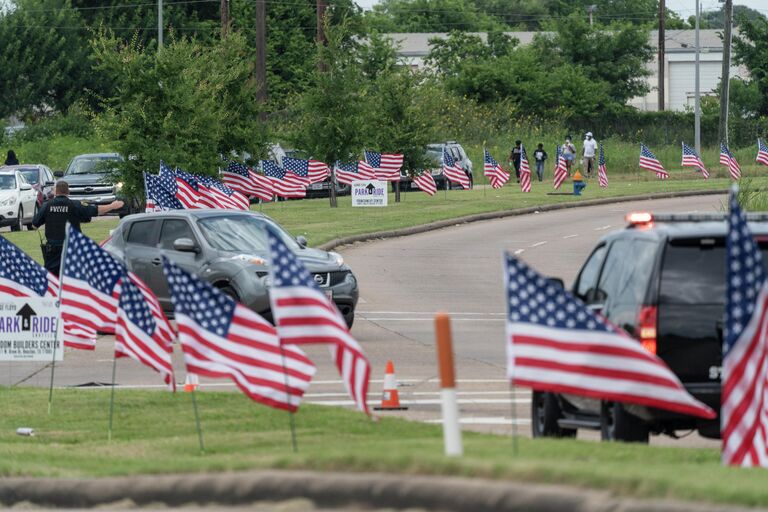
32, 180, 124, 275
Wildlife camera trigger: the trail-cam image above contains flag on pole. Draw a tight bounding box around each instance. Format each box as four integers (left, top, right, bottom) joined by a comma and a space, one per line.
163, 258, 315, 411
720, 144, 742, 180
266, 229, 371, 414
223, 161, 274, 202
283, 156, 329, 185
0, 235, 58, 298
412, 172, 437, 196
681, 142, 709, 179
145, 172, 183, 211
115, 274, 175, 389
194, 172, 250, 210
597, 143, 608, 188
504, 253, 716, 419
262, 160, 306, 199
722, 189, 768, 466
639, 144, 669, 179
519, 145, 531, 193
60, 226, 125, 349
159, 162, 198, 208
758, 138, 768, 166
364, 150, 403, 182
442, 147, 470, 189
483, 149, 510, 189
334, 161, 377, 185
552, 145, 568, 190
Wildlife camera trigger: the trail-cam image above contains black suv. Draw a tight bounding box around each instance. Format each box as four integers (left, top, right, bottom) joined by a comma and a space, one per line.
534, 212, 768, 443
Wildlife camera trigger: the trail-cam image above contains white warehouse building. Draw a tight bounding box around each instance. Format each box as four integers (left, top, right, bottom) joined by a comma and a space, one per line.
384, 29, 747, 112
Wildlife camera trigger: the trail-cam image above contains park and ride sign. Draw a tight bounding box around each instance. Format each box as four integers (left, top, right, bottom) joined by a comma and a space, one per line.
351, 180, 388, 207
0, 297, 63, 361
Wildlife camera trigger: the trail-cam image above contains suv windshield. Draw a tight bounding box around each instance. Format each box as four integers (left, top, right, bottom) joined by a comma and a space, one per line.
0, 174, 16, 190
198, 215, 299, 253
18, 167, 39, 184
66, 156, 120, 175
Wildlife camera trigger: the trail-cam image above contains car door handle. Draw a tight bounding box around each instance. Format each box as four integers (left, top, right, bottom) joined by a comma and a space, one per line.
151, 257, 162, 266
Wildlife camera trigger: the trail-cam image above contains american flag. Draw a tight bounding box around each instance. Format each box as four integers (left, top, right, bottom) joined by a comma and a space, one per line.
283, 156, 329, 185
552, 145, 568, 190
158, 163, 198, 208
681, 142, 709, 179
723, 190, 768, 466
262, 160, 306, 199
484, 149, 509, 189
0, 235, 58, 298
504, 253, 716, 419
758, 138, 768, 167
115, 274, 175, 389
639, 144, 669, 179
144, 172, 183, 212
720, 144, 742, 180
412, 172, 437, 196
60, 226, 125, 350
223, 161, 274, 202
442, 147, 470, 189
192, 171, 250, 211
163, 258, 315, 411
519, 145, 531, 193
597, 144, 608, 188
334, 161, 377, 185
266, 229, 370, 414
364, 150, 403, 182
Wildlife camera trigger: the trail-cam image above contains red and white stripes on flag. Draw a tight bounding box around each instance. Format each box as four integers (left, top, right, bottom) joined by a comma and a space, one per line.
223, 161, 274, 202
758, 138, 768, 166
504, 253, 716, 420
163, 259, 316, 411
365, 150, 403, 182
483, 149, 510, 189
597, 143, 608, 188
681, 142, 709, 179
519, 145, 531, 193
721, 144, 742, 180
412, 172, 437, 196
267, 229, 370, 414
334, 161, 377, 185
552, 146, 568, 190
639, 144, 669, 179
442, 148, 471, 190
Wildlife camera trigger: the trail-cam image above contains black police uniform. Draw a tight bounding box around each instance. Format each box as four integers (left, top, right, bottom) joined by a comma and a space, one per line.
32, 196, 98, 275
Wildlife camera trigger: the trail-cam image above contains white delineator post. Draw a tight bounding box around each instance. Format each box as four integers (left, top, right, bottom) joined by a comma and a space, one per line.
435, 312, 463, 457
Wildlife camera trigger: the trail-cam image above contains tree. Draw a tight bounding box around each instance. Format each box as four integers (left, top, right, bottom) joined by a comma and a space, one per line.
363, 0, 506, 33
691, 5, 765, 29
426, 31, 517, 76
91, 32, 266, 201
733, 15, 768, 116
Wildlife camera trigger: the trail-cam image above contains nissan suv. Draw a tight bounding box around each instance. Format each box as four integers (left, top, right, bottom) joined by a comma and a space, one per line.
533, 212, 768, 443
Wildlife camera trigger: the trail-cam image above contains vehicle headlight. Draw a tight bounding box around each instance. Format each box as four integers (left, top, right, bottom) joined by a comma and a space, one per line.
330, 252, 344, 266
232, 254, 267, 265
115, 182, 124, 192
0, 197, 16, 206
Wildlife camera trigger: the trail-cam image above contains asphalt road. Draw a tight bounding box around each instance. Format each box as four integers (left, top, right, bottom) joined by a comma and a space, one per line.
6, 194, 725, 447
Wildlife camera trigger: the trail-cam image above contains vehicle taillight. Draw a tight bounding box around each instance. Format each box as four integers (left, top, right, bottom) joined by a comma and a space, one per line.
637, 305, 658, 354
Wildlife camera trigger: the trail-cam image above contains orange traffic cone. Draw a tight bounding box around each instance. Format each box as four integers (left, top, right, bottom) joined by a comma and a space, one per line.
374, 360, 408, 411
184, 373, 199, 393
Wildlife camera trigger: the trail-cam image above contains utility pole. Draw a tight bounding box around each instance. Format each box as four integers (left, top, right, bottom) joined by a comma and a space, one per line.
316, 0, 335, 208
255, 0, 267, 108
694, 0, 701, 152
586, 5, 596, 26
718, 0, 733, 146
658, 0, 665, 111
158, 0, 163, 50
221, 0, 230, 37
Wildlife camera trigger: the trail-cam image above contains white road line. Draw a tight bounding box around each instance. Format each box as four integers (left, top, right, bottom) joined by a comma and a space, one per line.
562, 234, 579, 239
513, 249, 525, 255
529, 241, 548, 248
594, 224, 613, 231
424, 417, 530, 425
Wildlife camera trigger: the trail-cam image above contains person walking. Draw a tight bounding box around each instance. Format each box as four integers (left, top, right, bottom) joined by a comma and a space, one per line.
582, 132, 598, 177
32, 180, 123, 275
4, 150, 19, 166
533, 143, 548, 182
509, 140, 522, 182
562, 136, 576, 176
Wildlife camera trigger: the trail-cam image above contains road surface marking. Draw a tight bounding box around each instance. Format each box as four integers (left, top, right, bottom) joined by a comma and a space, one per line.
513, 249, 525, 255
529, 241, 548, 248
594, 224, 612, 231
562, 234, 579, 239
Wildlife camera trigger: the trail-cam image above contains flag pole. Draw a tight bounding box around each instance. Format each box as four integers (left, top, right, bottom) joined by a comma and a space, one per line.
279, 346, 298, 453
191, 389, 205, 453
107, 355, 118, 441
48, 224, 71, 415
482, 145, 487, 199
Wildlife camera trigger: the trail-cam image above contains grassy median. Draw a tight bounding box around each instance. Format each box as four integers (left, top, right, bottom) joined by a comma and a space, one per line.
3, 175, 758, 265
0, 386, 765, 507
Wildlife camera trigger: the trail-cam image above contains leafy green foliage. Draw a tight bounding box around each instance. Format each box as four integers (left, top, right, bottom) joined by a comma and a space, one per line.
691, 5, 766, 29
733, 15, 768, 116
364, 0, 506, 33
91, 32, 266, 200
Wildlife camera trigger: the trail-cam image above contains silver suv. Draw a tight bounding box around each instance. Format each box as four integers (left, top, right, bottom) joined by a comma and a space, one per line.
397, 142, 473, 191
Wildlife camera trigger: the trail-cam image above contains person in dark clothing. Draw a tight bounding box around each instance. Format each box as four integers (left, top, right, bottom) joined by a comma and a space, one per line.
533, 143, 548, 182
4, 150, 19, 166
509, 140, 522, 182
32, 180, 123, 275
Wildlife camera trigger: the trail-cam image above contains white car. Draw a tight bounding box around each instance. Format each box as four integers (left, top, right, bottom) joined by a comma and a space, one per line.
0, 170, 37, 231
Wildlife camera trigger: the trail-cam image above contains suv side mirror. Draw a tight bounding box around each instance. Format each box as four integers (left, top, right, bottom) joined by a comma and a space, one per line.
44, 180, 54, 187
53, 170, 64, 177
296, 235, 307, 248
173, 237, 199, 253
19, 183, 32, 191
587, 303, 606, 315
547, 277, 565, 289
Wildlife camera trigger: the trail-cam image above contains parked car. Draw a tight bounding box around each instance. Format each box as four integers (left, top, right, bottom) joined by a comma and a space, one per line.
0, 169, 38, 231
0, 164, 55, 206
394, 142, 473, 192
103, 209, 359, 327
56, 153, 137, 217
533, 212, 768, 443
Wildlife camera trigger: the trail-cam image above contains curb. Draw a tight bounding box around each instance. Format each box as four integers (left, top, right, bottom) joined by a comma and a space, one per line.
318, 189, 727, 251
0, 469, 762, 512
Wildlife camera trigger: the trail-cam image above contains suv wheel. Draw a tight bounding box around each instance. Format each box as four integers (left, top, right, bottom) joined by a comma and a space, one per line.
218, 285, 240, 302
600, 401, 649, 443
531, 391, 576, 438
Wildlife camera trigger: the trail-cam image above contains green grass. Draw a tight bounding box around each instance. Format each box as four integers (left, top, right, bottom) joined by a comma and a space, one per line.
0, 387, 766, 507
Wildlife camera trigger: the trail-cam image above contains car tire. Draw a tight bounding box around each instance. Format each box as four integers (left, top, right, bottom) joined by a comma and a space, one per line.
600, 401, 649, 443
10, 206, 22, 232
218, 285, 240, 302
344, 310, 354, 329
531, 391, 577, 438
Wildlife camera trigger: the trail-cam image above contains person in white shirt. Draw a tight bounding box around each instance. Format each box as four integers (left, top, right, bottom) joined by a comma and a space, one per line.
582, 132, 598, 177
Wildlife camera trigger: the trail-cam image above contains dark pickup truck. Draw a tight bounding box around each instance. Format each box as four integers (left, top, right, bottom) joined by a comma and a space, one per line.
56, 153, 137, 216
